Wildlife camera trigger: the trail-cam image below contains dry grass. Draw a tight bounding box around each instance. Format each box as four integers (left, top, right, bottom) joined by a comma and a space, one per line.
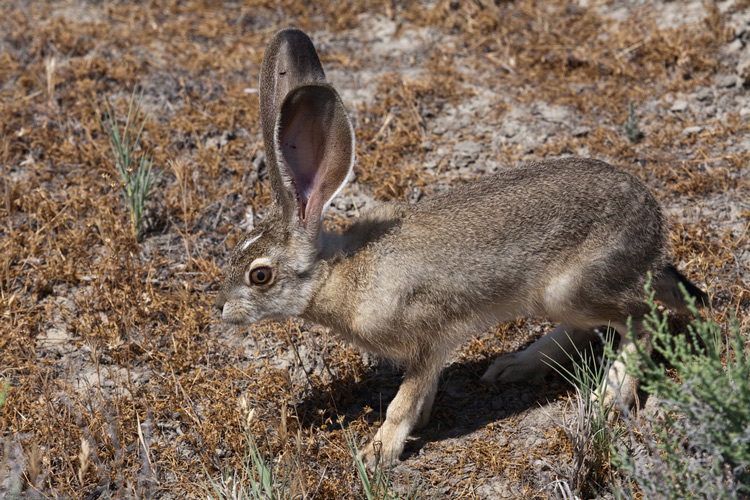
1, 0, 748, 498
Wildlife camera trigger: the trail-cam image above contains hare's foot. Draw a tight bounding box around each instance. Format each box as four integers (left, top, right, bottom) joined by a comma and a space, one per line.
482, 324, 596, 384
482, 350, 548, 384
361, 420, 408, 469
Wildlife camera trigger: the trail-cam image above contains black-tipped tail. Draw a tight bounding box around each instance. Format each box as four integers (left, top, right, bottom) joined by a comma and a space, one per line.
653, 263, 710, 312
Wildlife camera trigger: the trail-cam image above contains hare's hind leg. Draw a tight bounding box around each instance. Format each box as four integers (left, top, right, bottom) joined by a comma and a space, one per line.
362, 352, 444, 468
482, 324, 597, 384
417, 375, 439, 429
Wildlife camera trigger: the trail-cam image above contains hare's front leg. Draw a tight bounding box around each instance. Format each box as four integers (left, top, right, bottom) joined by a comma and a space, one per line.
361, 355, 443, 468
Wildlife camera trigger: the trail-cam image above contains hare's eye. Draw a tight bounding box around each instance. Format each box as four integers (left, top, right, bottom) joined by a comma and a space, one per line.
249, 266, 273, 286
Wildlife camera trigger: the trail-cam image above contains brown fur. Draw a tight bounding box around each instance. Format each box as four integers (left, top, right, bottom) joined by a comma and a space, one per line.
215, 29, 708, 467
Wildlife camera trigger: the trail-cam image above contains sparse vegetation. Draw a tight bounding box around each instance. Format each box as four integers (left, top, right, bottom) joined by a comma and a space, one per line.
554, 283, 750, 500
204, 406, 420, 499
204, 404, 297, 500
344, 423, 422, 500
1, 1, 747, 498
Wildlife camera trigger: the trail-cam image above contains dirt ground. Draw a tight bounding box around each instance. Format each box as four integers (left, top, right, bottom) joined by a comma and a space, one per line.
1, 0, 749, 498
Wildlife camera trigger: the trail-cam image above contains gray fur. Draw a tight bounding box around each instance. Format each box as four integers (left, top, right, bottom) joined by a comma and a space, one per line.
215, 29, 708, 468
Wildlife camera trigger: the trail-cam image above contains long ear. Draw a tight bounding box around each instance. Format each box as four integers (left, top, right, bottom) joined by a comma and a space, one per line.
259, 29, 327, 218
276, 83, 355, 234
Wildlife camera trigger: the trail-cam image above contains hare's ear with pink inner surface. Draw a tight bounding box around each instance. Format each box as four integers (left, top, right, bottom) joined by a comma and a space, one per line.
276, 83, 355, 234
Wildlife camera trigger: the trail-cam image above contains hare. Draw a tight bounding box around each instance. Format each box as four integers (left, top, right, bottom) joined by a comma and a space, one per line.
215, 28, 709, 467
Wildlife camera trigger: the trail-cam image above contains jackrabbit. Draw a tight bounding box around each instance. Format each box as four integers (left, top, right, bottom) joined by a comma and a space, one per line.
215, 28, 708, 467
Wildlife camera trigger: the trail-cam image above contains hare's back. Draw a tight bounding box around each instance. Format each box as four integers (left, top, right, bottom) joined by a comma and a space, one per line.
413, 158, 662, 250
388, 158, 666, 295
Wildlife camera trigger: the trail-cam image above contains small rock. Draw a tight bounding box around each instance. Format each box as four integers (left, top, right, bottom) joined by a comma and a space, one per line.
694, 87, 712, 102
571, 126, 592, 137
683, 126, 704, 136
717, 74, 737, 88
671, 99, 688, 112
534, 103, 569, 123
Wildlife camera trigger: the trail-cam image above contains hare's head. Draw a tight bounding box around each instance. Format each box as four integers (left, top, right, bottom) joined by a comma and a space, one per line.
216, 29, 354, 325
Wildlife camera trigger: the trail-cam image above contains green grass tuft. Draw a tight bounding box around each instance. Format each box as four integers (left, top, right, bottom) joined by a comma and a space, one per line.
96, 88, 159, 240
624, 99, 643, 144
0, 380, 7, 412
202, 413, 422, 499
547, 328, 624, 495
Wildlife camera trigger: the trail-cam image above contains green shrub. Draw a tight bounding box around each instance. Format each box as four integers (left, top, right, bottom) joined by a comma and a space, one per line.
614, 283, 750, 499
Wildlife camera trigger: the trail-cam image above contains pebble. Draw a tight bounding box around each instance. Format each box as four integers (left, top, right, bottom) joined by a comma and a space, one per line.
671, 99, 688, 112
694, 87, 712, 102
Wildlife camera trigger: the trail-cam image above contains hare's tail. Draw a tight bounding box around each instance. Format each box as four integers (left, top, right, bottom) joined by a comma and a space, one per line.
653, 263, 709, 312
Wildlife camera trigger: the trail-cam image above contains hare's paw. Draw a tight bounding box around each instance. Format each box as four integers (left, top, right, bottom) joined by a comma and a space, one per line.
360, 422, 408, 470
481, 351, 548, 384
